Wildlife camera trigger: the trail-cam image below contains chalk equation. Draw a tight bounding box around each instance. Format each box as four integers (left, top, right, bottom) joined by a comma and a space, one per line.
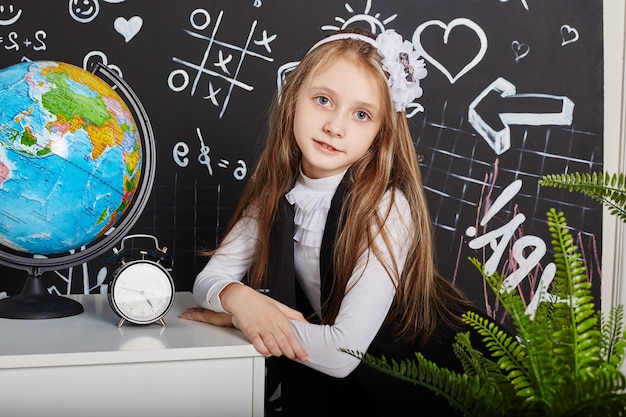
0, 30, 46, 52
173, 127, 248, 181
0, 2, 39, 52
169, 9, 276, 118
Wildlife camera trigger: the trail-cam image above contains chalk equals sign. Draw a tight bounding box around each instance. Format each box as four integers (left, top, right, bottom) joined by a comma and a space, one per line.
468, 77, 574, 155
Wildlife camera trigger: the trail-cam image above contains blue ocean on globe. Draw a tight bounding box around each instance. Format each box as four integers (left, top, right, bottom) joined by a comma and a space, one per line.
0, 61, 142, 255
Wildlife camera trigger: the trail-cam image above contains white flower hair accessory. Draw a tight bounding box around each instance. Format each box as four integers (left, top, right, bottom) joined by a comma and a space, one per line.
307, 30, 427, 113
376, 29, 427, 112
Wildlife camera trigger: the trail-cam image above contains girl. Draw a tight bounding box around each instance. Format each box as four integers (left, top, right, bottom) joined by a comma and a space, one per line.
181, 27, 478, 416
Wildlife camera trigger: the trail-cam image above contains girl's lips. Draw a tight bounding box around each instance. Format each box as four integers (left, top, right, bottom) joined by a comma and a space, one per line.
314, 139, 340, 153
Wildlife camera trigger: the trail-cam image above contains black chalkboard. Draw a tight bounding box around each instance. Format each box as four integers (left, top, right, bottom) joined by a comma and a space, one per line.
0, 0, 604, 320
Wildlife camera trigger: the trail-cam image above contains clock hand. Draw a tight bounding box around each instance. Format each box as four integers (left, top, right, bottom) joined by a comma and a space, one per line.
142, 291, 154, 309
117, 286, 154, 309
117, 286, 144, 294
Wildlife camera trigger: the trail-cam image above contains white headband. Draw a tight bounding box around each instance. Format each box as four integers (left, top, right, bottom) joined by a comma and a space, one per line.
305, 30, 427, 113
308, 33, 378, 53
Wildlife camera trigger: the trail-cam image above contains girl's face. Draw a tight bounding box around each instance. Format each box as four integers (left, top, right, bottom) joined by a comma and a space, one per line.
293, 56, 383, 179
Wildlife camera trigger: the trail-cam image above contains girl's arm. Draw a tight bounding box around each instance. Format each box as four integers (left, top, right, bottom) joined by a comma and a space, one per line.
185, 216, 308, 361
190, 216, 258, 313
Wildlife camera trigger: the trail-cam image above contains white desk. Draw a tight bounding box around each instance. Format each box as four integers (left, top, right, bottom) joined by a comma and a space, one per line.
0, 291, 265, 417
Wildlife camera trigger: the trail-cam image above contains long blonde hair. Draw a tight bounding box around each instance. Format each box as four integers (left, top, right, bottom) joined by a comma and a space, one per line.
217, 28, 470, 341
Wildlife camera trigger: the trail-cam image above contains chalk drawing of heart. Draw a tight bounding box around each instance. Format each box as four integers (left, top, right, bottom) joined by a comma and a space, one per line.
412, 18, 487, 84
511, 41, 530, 62
560, 24, 579, 46
114, 16, 143, 42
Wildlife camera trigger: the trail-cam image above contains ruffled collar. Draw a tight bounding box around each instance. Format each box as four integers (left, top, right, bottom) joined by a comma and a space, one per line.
285, 169, 346, 247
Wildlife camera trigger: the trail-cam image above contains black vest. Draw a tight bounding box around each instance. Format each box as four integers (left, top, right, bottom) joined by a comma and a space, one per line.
265, 180, 467, 417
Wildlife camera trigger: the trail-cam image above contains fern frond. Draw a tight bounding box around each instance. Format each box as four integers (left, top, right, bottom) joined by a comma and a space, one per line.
566, 392, 626, 417
467, 258, 535, 347
539, 172, 626, 223
340, 348, 514, 417
601, 305, 626, 370
454, 331, 524, 415
453, 331, 507, 380
468, 257, 553, 401
460, 311, 527, 382
546, 208, 602, 377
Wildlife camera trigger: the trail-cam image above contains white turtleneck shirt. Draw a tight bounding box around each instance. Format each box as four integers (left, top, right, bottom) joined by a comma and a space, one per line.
192, 170, 413, 377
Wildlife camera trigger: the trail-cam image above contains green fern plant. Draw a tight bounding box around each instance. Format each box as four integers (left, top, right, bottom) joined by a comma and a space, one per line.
539, 172, 626, 223
342, 204, 626, 416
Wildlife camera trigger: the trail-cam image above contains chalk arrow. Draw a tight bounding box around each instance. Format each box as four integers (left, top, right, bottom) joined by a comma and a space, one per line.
468, 77, 574, 155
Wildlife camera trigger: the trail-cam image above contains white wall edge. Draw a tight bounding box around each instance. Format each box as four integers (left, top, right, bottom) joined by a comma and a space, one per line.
603, 0, 626, 313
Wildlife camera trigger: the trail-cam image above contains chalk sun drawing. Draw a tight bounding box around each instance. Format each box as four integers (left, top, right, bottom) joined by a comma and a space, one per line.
499, 0, 529, 12
321, 0, 396, 34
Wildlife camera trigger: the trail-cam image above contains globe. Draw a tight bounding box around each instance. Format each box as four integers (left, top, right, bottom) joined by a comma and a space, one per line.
0, 60, 141, 255
0, 60, 155, 319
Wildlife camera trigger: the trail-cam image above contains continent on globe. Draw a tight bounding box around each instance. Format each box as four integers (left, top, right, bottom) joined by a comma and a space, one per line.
0, 61, 142, 255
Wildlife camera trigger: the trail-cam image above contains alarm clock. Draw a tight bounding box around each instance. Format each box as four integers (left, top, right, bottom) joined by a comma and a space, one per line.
107, 234, 175, 327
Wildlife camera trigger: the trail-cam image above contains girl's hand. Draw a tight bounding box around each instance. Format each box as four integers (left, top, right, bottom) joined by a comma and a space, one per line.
179, 308, 235, 328
220, 283, 308, 362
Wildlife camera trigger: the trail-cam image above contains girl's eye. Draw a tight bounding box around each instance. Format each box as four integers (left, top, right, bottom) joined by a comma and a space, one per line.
315, 96, 330, 106
355, 110, 370, 121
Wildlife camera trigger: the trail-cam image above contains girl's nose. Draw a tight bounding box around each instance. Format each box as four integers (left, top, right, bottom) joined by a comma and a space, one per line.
323, 115, 345, 138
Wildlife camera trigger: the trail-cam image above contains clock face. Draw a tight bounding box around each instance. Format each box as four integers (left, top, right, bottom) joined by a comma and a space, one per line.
109, 260, 175, 325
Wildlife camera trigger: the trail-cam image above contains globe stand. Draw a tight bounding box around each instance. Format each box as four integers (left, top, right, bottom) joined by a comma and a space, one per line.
0, 272, 83, 319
